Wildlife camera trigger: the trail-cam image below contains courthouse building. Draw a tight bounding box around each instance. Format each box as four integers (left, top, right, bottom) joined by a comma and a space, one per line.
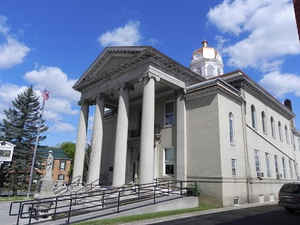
72, 41, 300, 206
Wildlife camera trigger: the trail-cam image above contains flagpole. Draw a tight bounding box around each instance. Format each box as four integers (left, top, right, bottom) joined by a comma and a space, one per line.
27, 98, 46, 198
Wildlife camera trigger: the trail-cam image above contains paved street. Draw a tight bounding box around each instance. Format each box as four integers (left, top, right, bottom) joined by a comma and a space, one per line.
152, 205, 300, 225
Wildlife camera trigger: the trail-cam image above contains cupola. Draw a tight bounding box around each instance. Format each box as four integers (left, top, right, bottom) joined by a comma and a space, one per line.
190, 40, 224, 79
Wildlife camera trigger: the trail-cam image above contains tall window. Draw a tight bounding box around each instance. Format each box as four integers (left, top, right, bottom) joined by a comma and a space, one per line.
289, 160, 294, 179
251, 105, 257, 129
164, 148, 175, 175
231, 159, 237, 176
274, 155, 279, 176
265, 153, 271, 177
271, 117, 275, 138
59, 160, 66, 170
262, 111, 267, 134
285, 126, 290, 144
278, 122, 283, 142
282, 157, 287, 178
254, 150, 260, 172
229, 112, 234, 144
165, 102, 174, 126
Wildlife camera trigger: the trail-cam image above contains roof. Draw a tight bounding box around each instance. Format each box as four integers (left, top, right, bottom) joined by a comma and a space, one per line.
218, 70, 295, 119
38, 148, 71, 160
73, 46, 205, 91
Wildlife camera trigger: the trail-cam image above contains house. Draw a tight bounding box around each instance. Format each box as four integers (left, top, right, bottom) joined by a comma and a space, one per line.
38, 148, 71, 184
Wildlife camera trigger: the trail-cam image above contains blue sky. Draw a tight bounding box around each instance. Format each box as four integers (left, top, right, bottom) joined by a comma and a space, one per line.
0, 0, 299, 146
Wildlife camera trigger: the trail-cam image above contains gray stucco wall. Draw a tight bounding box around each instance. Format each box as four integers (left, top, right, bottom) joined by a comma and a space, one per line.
186, 93, 223, 202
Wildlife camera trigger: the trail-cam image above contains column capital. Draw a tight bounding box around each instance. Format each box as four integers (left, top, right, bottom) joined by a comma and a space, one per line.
140, 71, 160, 85
175, 89, 186, 99
78, 98, 90, 106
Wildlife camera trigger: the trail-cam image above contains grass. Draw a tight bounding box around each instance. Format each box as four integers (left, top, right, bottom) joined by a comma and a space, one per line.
0, 196, 31, 202
74, 201, 218, 225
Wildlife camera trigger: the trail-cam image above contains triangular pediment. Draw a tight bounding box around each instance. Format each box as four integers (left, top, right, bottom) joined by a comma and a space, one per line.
73, 46, 204, 91
73, 46, 148, 90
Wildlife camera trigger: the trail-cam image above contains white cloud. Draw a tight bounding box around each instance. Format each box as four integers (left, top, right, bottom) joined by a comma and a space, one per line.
52, 121, 75, 132
208, 0, 300, 70
24, 66, 80, 101
46, 98, 78, 115
260, 71, 300, 97
0, 83, 27, 119
98, 21, 141, 47
0, 15, 30, 69
0, 66, 80, 134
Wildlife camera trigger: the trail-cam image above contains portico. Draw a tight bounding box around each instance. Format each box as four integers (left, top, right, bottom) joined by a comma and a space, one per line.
72, 46, 201, 187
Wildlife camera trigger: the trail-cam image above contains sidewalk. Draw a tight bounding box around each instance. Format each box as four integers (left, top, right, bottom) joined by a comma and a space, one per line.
119, 201, 278, 225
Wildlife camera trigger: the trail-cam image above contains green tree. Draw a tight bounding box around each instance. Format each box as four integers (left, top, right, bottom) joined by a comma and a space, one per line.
60, 142, 91, 184
0, 86, 48, 194
61, 142, 75, 178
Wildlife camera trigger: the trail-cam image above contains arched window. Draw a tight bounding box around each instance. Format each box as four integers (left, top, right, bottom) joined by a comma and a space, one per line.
278, 121, 283, 142
229, 112, 234, 144
251, 105, 257, 129
285, 125, 290, 144
271, 117, 275, 138
262, 111, 267, 134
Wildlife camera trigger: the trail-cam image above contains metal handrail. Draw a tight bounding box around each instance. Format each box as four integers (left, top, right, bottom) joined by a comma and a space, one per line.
10, 179, 193, 225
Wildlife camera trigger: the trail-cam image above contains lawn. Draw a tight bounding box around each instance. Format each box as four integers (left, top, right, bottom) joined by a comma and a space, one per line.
74, 201, 217, 225
0, 196, 31, 202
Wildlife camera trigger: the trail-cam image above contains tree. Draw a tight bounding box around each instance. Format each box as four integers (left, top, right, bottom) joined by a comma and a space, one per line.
0, 86, 48, 193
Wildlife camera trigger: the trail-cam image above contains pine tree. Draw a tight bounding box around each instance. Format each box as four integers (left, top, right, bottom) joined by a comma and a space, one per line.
0, 86, 48, 193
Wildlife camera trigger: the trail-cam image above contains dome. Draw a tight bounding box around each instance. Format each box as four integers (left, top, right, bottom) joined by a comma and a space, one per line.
192, 41, 223, 64
190, 40, 224, 79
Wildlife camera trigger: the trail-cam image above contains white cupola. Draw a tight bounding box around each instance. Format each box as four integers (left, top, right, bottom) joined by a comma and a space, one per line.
190, 40, 224, 79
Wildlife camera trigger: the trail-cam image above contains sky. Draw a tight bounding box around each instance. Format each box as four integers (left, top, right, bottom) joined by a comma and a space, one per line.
0, 0, 299, 147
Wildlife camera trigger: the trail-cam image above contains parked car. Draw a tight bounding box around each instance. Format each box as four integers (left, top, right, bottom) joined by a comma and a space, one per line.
279, 183, 300, 213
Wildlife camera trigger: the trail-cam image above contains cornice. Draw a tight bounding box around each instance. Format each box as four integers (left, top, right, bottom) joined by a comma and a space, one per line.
73, 46, 204, 92
221, 71, 295, 120
186, 79, 242, 104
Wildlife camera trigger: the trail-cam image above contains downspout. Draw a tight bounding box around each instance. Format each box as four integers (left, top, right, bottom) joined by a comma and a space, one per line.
240, 88, 251, 203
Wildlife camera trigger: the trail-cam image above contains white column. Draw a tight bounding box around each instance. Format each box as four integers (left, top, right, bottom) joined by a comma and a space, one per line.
73, 101, 89, 183
176, 94, 187, 181
154, 141, 160, 179
112, 87, 129, 187
139, 76, 156, 184
87, 95, 104, 184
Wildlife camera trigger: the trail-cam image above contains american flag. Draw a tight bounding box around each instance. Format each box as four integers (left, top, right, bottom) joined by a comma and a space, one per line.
42, 89, 50, 101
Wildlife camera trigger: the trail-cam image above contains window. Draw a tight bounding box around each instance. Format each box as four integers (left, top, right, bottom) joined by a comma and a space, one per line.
251, 105, 257, 129
278, 122, 283, 142
231, 159, 237, 176
207, 64, 215, 75
274, 155, 279, 176
165, 102, 174, 126
254, 150, 260, 172
271, 117, 275, 138
164, 148, 175, 175
58, 174, 65, 181
262, 112, 267, 134
285, 126, 290, 144
282, 157, 287, 178
265, 153, 271, 177
229, 112, 234, 144
289, 160, 294, 179
59, 160, 66, 170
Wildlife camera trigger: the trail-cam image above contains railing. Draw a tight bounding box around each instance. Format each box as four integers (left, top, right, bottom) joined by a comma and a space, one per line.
9, 180, 195, 225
